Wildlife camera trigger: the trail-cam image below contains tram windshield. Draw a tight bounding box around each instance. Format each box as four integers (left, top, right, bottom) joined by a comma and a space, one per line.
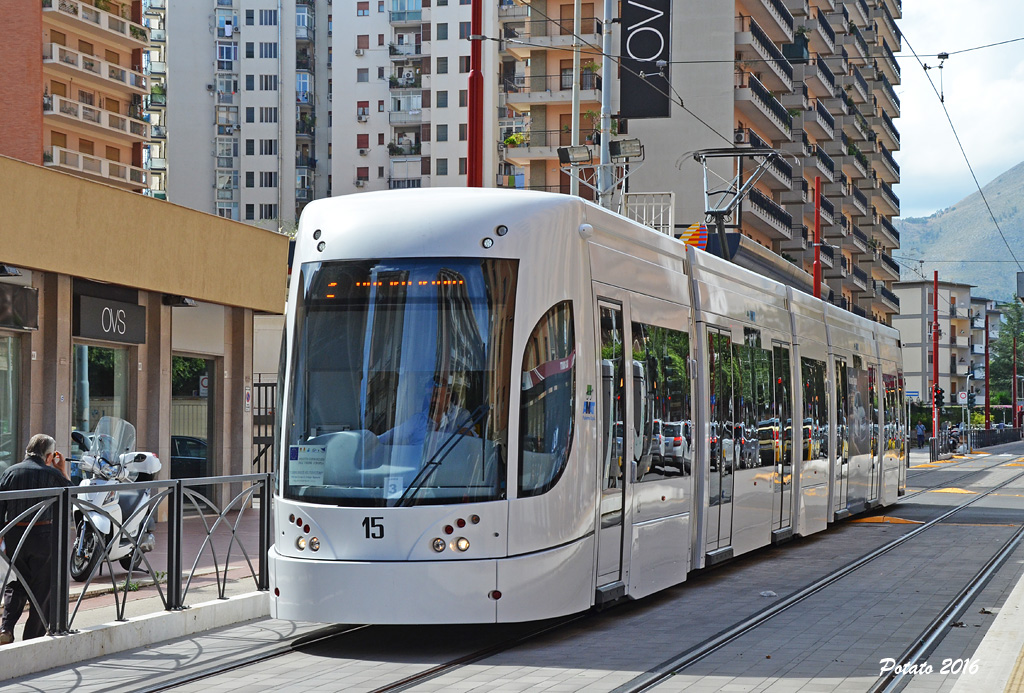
283, 258, 518, 507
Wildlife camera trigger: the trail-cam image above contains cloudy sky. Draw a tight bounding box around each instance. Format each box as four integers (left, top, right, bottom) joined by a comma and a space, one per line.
897, 0, 1024, 218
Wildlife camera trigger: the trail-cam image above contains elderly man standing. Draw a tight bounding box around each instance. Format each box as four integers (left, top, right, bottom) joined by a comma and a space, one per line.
0, 434, 72, 643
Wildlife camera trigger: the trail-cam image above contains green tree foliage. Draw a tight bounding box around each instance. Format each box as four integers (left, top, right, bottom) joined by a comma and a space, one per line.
988, 299, 1024, 404
172, 356, 208, 397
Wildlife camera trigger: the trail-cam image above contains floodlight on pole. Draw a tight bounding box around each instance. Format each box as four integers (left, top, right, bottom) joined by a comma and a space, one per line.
557, 145, 592, 165
609, 138, 644, 161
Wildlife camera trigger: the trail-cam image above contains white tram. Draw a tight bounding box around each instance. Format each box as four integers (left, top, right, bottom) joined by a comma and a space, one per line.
269, 189, 907, 624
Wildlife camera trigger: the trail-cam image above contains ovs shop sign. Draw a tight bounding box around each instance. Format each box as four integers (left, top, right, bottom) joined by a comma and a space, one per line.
76, 296, 146, 344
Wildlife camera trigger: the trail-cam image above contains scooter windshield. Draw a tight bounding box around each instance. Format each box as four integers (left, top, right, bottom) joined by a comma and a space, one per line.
92, 416, 137, 464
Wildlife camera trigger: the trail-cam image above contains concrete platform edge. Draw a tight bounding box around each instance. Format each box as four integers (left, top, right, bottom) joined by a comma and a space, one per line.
0, 591, 270, 682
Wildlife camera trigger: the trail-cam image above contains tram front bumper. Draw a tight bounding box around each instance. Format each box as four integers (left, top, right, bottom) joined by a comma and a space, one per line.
269, 545, 500, 624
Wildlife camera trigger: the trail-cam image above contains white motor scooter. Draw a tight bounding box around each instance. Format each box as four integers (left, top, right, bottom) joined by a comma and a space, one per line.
70, 417, 162, 581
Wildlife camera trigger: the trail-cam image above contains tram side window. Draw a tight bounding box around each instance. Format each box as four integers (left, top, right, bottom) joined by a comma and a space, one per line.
801, 357, 828, 462
518, 302, 575, 497
632, 323, 691, 480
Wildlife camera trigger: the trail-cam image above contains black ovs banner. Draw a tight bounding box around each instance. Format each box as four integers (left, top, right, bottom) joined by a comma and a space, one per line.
620, 0, 671, 118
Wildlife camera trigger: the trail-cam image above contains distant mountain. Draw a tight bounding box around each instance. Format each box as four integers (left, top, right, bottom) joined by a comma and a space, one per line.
895, 161, 1024, 301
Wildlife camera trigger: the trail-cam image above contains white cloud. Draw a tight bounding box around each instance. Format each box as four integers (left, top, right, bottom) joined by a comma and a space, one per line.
896, 0, 1024, 217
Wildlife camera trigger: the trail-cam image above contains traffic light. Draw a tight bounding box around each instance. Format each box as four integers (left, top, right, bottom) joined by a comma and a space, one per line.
968, 391, 976, 410
934, 386, 945, 409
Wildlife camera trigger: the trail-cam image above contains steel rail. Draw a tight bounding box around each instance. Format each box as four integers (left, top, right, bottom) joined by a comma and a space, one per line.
868, 523, 1024, 693
610, 467, 1024, 693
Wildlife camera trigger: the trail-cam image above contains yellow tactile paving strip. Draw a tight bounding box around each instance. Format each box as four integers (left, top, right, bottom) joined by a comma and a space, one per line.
1006, 647, 1024, 693
851, 516, 924, 524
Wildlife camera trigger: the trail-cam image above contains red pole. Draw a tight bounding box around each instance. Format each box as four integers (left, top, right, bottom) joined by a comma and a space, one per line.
466, 0, 483, 187
813, 176, 822, 299
985, 313, 991, 429
933, 271, 940, 437
1014, 335, 1018, 428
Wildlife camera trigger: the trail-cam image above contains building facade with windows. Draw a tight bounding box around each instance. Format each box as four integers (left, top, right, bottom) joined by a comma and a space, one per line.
0, 0, 151, 192
331, 0, 501, 192
893, 280, 1001, 411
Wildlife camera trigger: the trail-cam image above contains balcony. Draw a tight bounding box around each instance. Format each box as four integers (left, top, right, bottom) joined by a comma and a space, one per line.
843, 65, 870, 105
295, 23, 313, 41
874, 39, 901, 85
874, 109, 900, 151
803, 99, 834, 140
502, 73, 601, 112
735, 72, 793, 142
850, 224, 868, 253
145, 157, 166, 171
841, 139, 869, 181
735, 16, 794, 92
810, 11, 836, 54
850, 262, 868, 290
850, 0, 870, 27
148, 88, 166, 108
878, 252, 900, 280
149, 28, 165, 43
847, 183, 867, 216
875, 142, 900, 183
505, 17, 601, 59
874, 72, 901, 117
43, 93, 149, 142
44, 145, 148, 190
738, 129, 793, 189
500, 128, 588, 166
388, 141, 422, 157
872, 3, 901, 51
389, 74, 422, 89
841, 24, 870, 64
389, 10, 423, 26
147, 60, 166, 75
743, 0, 795, 43
812, 144, 836, 182
145, 0, 165, 13
296, 89, 314, 104
743, 187, 793, 239
151, 124, 166, 139
42, 0, 149, 50
800, 57, 835, 99
388, 108, 428, 125
871, 281, 899, 312
874, 179, 900, 215
389, 43, 425, 59
43, 43, 148, 95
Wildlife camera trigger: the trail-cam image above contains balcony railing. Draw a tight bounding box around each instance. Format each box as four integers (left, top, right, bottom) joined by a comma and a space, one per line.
815, 57, 836, 92
748, 187, 794, 231
43, 93, 150, 140
389, 74, 422, 89
880, 215, 899, 243
814, 144, 835, 177
739, 16, 794, 82
879, 180, 900, 210
503, 72, 601, 94
522, 17, 602, 36
820, 192, 835, 220
43, 43, 148, 93
389, 10, 422, 22
851, 225, 868, 246
852, 184, 867, 210
848, 24, 869, 59
815, 99, 835, 132
45, 145, 148, 189
296, 90, 314, 104
879, 109, 900, 146
389, 43, 424, 57
852, 264, 868, 284
388, 109, 426, 124
878, 142, 900, 175
816, 11, 836, 47
877, 72, 901, 111
880, 253, 900, 276
737, 72, 793, 132
879, 38, 901, 78
42, 0, 149, 47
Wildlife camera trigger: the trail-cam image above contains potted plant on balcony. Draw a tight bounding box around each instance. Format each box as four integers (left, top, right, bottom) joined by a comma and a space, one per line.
504, 132, 526, 148
387, 142, 403, 156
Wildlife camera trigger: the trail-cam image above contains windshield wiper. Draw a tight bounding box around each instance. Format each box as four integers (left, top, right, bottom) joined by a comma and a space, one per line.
396, 403, 490, 507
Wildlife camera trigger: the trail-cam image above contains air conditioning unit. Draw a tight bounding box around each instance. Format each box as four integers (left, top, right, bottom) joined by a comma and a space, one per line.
734, 128, 748, 144
358, 148, 369, 156
355, 180, 366, 187
354, 48, 365, 56
357, 114, 368, 122
206, 84, 215, 91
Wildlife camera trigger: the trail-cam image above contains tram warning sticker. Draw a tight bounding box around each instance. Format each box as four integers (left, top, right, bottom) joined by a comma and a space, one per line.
289, 445, 327, 486
582, 384, 596, 421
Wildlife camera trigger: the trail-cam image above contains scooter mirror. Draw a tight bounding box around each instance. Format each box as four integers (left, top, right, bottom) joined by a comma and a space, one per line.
72, 431, 90, 451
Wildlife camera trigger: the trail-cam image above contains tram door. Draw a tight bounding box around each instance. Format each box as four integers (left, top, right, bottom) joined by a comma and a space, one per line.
597, 301, 628, 586
771, 343, 793, 531
706, 327, 734, 554
833, 359, 851, 513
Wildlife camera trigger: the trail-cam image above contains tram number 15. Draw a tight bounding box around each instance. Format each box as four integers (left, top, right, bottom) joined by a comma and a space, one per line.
362, 516, 384, 539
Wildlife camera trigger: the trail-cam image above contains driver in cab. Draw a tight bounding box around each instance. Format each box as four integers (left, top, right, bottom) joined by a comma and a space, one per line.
378, 376, 477, 447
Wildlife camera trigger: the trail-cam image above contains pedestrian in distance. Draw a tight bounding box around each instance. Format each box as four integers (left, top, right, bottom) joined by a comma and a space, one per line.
916, 422, 925, 449
0, 434, 72, 643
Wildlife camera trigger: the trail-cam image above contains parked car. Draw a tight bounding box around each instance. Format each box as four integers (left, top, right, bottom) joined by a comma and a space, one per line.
171, 435, 208, 478
662, 421, 690, 473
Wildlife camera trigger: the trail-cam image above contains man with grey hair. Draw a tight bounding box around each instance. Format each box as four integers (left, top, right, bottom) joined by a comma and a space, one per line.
0, 434, 71, 643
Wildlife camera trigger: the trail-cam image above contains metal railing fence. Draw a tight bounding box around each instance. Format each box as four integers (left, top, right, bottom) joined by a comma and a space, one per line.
0, 474, 271, 636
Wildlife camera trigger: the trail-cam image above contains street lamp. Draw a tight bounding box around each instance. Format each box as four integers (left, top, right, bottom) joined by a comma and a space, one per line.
609, 138, 644, 161
557, 145, 592, 165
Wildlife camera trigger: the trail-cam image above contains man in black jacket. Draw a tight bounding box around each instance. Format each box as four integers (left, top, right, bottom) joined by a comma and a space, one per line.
0, 434, 72, 643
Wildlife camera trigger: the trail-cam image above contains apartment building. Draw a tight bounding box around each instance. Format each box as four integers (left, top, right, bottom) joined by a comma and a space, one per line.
893, 280, 1001, 409
329, 0, 501, 192
493, 0, 902, 323
163, 0, 334, 229
0, 0, 151, 191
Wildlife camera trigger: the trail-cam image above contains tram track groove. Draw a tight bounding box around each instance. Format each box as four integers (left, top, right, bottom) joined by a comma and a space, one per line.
867, 523, 1024, 693
609, 467, 1024, 693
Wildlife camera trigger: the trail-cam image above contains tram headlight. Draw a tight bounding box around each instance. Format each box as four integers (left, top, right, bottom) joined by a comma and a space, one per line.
456, 537, 470, 552
431, 537, 446, 553
309, 537, 320, 551
296, 536, 307, 551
